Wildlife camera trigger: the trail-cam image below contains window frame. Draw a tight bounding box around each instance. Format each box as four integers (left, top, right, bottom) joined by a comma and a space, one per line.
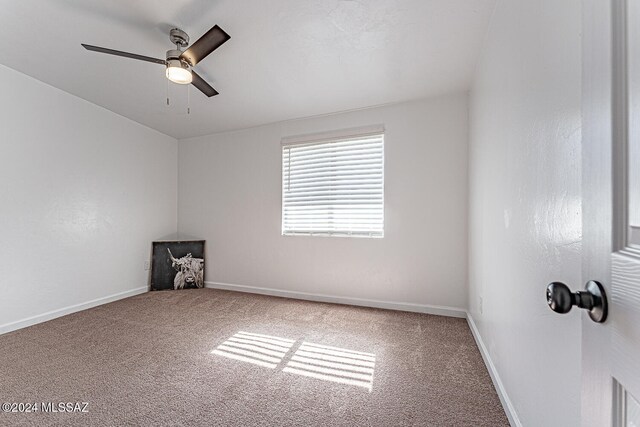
280, 125, 385, 239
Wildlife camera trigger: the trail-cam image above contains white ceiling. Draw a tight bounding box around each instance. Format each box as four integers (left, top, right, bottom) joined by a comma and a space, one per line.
0, 0, 495, 139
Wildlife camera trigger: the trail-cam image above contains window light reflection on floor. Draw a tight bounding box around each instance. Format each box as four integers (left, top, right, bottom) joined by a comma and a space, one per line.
283, 342, 375, 391
212, 332, 375, 391
211, 331, 295, 369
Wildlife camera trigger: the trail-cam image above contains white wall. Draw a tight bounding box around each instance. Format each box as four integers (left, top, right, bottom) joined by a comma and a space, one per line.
468, 1, 582, 426
0, 64, 178, 332
178, 94, 469, 312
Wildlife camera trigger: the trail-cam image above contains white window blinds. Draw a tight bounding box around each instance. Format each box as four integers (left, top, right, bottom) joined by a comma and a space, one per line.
282, 129, 384, 238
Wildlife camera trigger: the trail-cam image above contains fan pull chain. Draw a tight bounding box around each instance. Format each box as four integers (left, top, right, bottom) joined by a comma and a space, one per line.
187, 84, 190, 115
166, 78, 170, 106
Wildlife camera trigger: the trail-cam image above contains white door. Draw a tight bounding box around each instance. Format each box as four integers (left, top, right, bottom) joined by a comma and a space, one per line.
581, 0, 640, 425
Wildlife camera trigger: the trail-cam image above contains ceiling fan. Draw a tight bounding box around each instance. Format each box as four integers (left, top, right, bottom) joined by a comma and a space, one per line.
82, 25, 230, 97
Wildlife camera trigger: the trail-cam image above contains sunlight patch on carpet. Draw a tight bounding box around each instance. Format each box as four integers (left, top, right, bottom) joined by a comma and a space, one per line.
212, 333, 375, 391
283, 342, 375, 391
212, 331, 295, 369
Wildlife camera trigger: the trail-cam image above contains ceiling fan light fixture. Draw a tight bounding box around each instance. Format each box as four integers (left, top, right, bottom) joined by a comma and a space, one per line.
166, 59, 192, 84
82, 24, 230, 97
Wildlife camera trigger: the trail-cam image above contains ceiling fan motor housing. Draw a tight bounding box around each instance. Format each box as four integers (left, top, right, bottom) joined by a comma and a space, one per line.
166, 49, 191, 69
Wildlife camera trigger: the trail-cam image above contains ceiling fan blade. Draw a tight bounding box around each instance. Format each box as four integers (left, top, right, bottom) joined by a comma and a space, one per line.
81, 44, 166, 65
180, 25, 230, 66
191, 70, 219, 97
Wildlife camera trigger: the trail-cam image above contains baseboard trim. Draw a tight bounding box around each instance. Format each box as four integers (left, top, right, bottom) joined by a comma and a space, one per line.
0, 286, 148, 336
205, 281, 466, 318
466, 313, 522, 427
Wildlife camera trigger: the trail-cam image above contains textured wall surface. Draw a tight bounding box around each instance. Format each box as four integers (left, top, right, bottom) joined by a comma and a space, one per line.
0, 64, 178, 330
178, 94, 469, 311
468, 0, 582, 425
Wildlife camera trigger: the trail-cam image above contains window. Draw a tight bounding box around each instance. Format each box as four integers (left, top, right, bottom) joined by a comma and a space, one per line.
282, 126, 384, 238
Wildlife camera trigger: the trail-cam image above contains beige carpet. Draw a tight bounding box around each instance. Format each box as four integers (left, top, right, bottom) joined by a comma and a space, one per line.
0, 289, 508, 426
